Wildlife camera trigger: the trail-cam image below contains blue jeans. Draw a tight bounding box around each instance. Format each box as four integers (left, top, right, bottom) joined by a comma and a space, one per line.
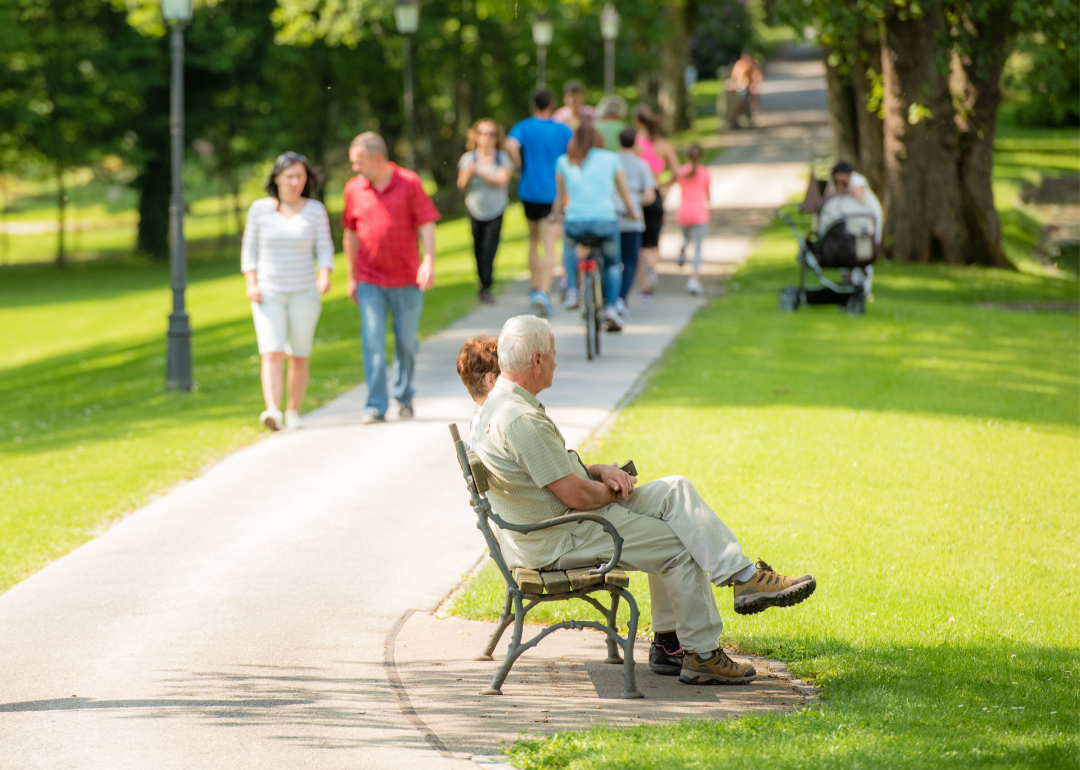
563, 219, 622, 306
619, 230, 643, 301
356, 283, 423, 415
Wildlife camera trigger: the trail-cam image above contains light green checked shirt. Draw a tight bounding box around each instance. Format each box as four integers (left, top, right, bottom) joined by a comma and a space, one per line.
471, 377, 597, 570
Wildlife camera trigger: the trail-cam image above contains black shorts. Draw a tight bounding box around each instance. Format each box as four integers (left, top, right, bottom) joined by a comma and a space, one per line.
641, 194, 665, 248
522, 201, 553, 221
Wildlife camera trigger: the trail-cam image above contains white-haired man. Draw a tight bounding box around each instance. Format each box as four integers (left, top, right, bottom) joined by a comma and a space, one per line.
471, 315, 816, 686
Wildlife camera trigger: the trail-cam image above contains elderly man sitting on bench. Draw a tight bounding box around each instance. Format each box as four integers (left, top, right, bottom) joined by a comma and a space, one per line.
470, 315, 816, 686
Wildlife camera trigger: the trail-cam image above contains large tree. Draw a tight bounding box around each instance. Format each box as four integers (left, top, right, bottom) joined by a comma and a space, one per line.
773, 0, 1075, 267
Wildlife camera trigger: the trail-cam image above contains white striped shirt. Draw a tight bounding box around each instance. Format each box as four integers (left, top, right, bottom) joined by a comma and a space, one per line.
240, 198, 335, 293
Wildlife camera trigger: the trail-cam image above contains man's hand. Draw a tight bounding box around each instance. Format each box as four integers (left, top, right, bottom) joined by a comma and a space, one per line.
347, 277, 358, 305
591, 462, 637, 501
416, 255, 435, 291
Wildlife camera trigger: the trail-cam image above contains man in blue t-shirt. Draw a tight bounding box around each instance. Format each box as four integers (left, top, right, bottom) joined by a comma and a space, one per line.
505, 88, 573, 318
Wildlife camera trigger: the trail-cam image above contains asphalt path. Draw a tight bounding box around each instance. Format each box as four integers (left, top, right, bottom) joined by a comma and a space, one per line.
0, 51, 827, 769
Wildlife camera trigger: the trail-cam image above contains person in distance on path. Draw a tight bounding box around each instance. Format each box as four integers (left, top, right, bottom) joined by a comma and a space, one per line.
470, 315, 817, 686
342, 133, 440, 424
504, 88, 574, 319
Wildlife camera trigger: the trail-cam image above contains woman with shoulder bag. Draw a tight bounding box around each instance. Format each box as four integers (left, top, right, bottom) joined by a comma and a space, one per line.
457, 119, 514, 305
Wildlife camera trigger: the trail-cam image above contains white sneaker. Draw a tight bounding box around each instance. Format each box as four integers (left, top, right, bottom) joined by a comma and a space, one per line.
564, 288, 579, 310
604, 306, 624, 332
260, 408, 283, 432
614, 297, 630, 318
687, 277, 703, 297
284, 409, 303, 430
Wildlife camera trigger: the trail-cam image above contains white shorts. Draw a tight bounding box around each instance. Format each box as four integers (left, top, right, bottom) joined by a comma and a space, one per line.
250, 288, 322, 357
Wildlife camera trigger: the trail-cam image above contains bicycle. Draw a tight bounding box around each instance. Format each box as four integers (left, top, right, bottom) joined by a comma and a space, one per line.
575, 235, 606, 361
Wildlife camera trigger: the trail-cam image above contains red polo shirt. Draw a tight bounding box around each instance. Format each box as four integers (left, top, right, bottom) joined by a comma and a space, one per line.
341, 163, 441, 288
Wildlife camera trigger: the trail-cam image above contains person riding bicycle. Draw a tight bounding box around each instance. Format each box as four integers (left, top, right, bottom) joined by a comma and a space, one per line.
548, 117, 638, 331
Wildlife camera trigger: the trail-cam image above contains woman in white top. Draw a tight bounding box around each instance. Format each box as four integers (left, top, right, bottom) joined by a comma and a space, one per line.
457, 119, 513, 305
241, 152, 334, 431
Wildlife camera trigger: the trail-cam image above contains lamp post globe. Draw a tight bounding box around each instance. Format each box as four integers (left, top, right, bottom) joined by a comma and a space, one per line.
161, 0, 193, 22
393, 0, 419, 34
395, 0, 420, 170
600, 4, 620, 95
162, 0, 193, 391
531, 14, 553, 89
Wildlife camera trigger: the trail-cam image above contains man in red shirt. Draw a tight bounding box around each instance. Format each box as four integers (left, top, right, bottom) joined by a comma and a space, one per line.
342, 132, 440, 423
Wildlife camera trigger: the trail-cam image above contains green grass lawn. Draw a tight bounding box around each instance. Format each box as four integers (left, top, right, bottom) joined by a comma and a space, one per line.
0, 208, 530, 592
450, 217, 1079, 768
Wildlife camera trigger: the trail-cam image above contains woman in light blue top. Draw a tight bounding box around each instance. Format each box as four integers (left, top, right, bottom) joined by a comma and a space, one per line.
549, 118, 637, 330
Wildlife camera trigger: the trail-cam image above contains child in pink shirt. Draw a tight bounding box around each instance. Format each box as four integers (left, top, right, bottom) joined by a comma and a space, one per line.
676, 144, 711, 296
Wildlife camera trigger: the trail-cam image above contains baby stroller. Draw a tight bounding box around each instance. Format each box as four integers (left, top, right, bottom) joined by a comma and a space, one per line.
776, 193, 878, 315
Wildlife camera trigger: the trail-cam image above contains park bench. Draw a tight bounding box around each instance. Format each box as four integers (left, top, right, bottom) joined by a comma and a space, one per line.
449, 424, 643, 699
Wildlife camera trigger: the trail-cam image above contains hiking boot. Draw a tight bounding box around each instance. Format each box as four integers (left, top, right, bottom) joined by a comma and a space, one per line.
361, 409, 386, 425
679, 649, 756, 685
733, 560, 816, 615
649, 641, 685, 676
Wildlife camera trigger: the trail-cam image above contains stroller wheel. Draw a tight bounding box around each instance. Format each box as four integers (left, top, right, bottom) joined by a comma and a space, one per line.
779, 285, 800, 312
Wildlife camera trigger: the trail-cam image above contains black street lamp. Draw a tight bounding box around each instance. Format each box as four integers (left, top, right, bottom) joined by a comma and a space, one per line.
162, 0, 193, 391
600, 4, 620, 96
531, 14, 554, 89
394, 0, 420, 171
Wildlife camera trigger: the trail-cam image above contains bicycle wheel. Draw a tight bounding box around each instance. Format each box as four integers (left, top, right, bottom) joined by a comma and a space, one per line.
592, 253, 604, 357
583, 269, 598, 361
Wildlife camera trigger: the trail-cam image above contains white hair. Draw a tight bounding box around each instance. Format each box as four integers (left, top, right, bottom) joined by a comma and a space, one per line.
498, 315, 553, 373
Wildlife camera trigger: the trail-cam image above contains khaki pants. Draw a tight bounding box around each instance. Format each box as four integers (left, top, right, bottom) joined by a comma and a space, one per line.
544, 476, 754, 654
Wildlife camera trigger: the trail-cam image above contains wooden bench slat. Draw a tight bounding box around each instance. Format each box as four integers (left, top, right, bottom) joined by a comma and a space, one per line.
540, 571, 571, 594
604, 567, 630, 588
565, 567, 604, 590
513, 567, 544, 594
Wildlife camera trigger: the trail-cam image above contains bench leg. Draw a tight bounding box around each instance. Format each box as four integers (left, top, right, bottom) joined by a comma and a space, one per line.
618, 588, 643, 699
483, 593, 527, 695
476, 587, 514, 662
604, 592, 623, 664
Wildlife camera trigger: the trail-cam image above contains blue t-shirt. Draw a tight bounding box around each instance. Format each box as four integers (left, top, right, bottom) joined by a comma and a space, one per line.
555, 149, 622, 222
507, 116, 573, 204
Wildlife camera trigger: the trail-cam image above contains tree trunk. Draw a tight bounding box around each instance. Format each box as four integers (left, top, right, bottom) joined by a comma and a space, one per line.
137, 156, 170, 260
822, 45, 860, 164
850, 32, 885, 195
230, 169, 243, 237
55, 161, 66, 269
954, 4, 1012, 268
881, 2, 967, 264
659, 0, 692, 132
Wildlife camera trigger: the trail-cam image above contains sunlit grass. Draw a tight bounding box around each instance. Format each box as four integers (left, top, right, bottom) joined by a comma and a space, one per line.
450, 218, 1079, 769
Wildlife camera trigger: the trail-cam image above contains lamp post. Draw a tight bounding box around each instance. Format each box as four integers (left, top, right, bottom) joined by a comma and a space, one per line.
600, 4, 620, 96
531, 14, 554, 89
394, 0, 420, 170
162, 0, 193, 391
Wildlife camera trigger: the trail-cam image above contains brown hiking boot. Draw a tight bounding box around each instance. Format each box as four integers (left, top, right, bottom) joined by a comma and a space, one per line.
733, 560, 816, 615
679, 649, 756, 685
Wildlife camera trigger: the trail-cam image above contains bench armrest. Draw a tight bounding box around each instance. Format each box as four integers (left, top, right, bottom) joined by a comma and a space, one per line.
486, 510, 624, 578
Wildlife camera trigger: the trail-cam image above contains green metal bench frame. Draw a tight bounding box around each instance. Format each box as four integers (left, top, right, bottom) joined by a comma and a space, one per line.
449, 424, 643, 699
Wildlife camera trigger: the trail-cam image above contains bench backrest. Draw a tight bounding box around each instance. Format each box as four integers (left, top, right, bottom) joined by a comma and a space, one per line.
449, 424, 519, 590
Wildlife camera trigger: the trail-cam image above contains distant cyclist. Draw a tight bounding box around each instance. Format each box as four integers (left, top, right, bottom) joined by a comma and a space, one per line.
549, 117, 638, 331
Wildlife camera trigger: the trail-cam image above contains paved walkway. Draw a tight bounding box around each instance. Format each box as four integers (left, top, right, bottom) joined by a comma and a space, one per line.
0, 54, 827, 769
